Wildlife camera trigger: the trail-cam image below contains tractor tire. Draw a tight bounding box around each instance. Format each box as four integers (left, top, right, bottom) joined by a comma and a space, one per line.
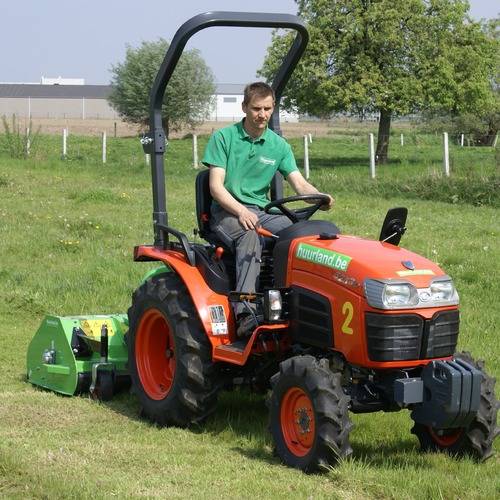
268, 355, 354, 472
411, 351, 500, 462
126, 272, 222, 427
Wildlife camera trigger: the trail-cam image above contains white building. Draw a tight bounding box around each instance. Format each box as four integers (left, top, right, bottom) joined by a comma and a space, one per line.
214, 84, 297, 122
0, 81, 298, 122
41, 76, 85, 86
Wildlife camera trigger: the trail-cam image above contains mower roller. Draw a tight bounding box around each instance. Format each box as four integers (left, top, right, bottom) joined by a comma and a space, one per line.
27, 11, 499, 472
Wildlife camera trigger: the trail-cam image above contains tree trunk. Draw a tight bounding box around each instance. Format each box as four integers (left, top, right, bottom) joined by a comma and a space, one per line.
376, 108, 392, 165
483, 125, 498, 147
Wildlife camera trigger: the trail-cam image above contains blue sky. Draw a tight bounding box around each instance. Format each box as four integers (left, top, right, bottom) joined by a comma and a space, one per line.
1, 0, 497, 85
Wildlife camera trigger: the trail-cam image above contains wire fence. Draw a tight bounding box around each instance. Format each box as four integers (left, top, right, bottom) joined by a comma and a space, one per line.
289, 131, 499, 183
1, 126, 498, 179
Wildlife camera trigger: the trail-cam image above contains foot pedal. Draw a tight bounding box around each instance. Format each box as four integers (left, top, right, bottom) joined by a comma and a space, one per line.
216, 339, 248, 354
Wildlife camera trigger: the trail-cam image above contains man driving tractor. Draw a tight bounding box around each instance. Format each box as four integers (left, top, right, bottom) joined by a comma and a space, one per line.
202, 82, 333, 336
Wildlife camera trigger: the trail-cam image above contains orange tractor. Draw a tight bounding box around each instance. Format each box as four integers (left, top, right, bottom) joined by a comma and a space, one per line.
125, 12, 499, 472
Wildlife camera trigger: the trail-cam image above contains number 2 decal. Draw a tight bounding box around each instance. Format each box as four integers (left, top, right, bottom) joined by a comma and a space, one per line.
342, 301, 354, 335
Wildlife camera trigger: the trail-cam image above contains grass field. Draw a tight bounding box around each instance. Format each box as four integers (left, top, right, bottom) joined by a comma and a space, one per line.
0, 127, 499, 499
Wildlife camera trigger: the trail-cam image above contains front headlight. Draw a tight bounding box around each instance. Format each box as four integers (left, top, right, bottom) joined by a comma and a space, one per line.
364, 279, 418, 310
430, 279, 455, 301
426, 277, 459, 305
384, 283, 419, 306
364, 276, 459, 310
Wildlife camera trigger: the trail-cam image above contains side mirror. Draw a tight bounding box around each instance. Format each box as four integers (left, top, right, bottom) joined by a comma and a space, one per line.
379, 207, 408, 246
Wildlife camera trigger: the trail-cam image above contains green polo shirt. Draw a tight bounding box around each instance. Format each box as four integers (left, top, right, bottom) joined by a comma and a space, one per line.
201, 119, 299, 208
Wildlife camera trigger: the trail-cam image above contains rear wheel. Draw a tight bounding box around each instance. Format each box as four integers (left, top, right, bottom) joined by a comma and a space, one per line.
268, 355, 354, 472
411, 351, 500, 461
126, 272, 222, 427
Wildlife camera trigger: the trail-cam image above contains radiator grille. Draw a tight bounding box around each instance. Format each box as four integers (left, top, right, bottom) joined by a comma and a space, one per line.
366, 310, 459, 361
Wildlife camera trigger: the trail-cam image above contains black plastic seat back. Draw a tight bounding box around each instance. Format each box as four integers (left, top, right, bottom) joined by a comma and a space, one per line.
195, 169, 236, 253
195, 169, 212, 240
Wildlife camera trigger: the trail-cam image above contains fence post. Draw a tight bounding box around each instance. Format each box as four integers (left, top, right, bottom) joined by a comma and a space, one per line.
401, 133, 404, 146
26, 128, 30, 156
193, 134, 198, 169
102, 131, 107, 164
443, 132, 450, 176
62, 128, 67, 159
369, 133, 376, 179
304, 135, 310, 179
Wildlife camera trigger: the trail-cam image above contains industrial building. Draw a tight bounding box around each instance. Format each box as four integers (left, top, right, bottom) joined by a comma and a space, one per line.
0, 79, 297, 122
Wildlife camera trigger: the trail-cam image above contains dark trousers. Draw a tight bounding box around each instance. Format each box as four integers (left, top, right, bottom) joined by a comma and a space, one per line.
210, 204, 291, 316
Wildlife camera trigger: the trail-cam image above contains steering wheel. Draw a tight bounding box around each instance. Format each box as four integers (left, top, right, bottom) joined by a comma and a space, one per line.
264, 194, 331, 223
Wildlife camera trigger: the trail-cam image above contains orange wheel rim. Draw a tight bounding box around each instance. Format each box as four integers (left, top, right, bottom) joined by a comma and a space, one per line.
136, 308, 175, 400
429, 427, 464, 447
280, 386, 315, 457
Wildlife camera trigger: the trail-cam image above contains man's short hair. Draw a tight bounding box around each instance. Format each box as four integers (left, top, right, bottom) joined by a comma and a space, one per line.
243, 82, 275, 105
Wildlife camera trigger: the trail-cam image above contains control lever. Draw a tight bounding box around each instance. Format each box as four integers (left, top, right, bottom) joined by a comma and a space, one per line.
257, 227, 279, 239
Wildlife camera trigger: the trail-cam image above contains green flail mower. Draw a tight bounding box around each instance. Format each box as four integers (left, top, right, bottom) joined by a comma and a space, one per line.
27, 314, 130, 401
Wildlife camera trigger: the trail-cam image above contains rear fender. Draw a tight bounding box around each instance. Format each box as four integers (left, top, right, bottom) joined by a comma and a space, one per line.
134, 245, 233, 344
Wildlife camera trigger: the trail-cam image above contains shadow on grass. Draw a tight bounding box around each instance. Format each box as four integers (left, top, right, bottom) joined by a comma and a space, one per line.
193, 387, 439, 470
24, 374, 452, 471
350, 436, 423, 466
198, 387, 269, 435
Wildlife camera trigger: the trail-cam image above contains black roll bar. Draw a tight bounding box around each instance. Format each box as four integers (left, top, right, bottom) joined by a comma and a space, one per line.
145, 11, 309, 247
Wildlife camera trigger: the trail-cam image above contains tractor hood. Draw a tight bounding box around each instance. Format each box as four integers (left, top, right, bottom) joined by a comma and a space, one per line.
274, 233, 454, 306
291, 234, 444, 286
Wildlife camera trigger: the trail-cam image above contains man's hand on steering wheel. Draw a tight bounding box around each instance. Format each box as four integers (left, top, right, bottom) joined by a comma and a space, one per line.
264, 193, 333, 224
319, 194, 334, 211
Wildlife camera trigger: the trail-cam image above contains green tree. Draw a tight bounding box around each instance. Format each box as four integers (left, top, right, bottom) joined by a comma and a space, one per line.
259, 0, 499, 163
108, 39, 216, 137
476, 15, 500, 146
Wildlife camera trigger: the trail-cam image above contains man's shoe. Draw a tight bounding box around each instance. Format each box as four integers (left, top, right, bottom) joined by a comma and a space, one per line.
236, 313, 256, 338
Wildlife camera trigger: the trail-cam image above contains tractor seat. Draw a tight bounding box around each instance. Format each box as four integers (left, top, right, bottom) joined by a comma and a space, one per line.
195, 169, 229, 249
195, 169, 275, 252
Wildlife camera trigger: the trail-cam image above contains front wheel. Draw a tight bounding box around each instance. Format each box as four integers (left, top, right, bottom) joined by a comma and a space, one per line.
411, 351, 500, 461
126, 272, 222, 427
268, 355, 354, 472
